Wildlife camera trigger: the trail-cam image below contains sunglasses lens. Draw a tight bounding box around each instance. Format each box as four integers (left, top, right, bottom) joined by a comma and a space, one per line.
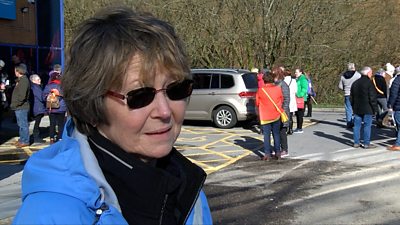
126, 87, 155, 109
166, 79, 193, 100
124, 79, 193, 109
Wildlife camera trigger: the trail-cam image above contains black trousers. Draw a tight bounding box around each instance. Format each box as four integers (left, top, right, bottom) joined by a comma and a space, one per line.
305, 95, 312, 116
280, 127, 288, 151
295, 108, 305, 129
49, 113, 66, 140
32, 113, 44, 139
288, 112, 294, 132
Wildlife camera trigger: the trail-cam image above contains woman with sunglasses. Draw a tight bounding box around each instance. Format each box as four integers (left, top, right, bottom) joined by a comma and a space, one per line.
13, 6, 212, 225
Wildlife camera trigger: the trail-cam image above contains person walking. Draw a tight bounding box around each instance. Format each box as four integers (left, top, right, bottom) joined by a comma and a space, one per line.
339, 63, 361, 128
43, 72, 66, 144
350, 66, 378, 149
10, 63, 30, 148
294, 68, 308, 134
29, 74, 46, 144
256, 70, 284, 161
12, 6, 212, 225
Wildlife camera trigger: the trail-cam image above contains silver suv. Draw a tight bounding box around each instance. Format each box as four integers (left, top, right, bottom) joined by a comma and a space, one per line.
185, 68, 258, 128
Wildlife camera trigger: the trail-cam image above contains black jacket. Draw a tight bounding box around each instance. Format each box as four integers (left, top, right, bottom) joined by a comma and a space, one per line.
350, 76, 378, 115
372, 75, 387, 99
388, 76, 400, 111
10, 75, 30, 110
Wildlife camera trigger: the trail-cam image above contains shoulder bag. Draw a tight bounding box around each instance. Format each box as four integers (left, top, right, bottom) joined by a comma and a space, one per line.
261, 88, 288, 123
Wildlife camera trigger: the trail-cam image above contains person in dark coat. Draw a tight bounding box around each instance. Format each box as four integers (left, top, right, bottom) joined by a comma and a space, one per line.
350, 66, 379, 149
43, 72, 67, 144
372, 69, 388, 127
387, 67, 400, 151
29, 74, 46, 144
10, 63, 31, 148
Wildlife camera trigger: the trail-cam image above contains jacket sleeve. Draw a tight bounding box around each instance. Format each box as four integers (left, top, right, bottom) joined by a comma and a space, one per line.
42, 85, 50, 102
368, 82, 379, 114
255, 89, 261, 107
185, 190, 213, 225
350, 85, 354, 107
281, 82, 290, 115
388, 76, 400, 109
338, 76, 344, 90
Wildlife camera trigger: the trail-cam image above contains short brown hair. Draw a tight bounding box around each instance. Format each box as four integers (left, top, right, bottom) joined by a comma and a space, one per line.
62, 6, 190, 135
271, 66, 285, 81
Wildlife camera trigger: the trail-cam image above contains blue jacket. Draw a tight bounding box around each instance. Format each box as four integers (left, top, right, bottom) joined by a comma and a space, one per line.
30, 83, 46, 116
43, 82, 67, 114
13, 119, 213, 225
388, 76, 400, 111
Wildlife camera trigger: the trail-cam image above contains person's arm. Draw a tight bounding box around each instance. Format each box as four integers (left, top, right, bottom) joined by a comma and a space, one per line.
338, 76, 344, 90
350, 85, 354, 108
388, 77, 400, 110
369, 82, 379, 114
281, 82, 290, 114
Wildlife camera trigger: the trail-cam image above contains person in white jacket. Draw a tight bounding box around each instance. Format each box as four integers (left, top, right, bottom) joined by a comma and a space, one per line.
284, 70, 298, 135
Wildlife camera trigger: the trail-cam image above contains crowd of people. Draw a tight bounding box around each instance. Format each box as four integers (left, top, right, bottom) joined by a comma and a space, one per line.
254, 61, 400, 161
253, 65, 316, 160
0, 60, 66, 147
339, 62, 400, 150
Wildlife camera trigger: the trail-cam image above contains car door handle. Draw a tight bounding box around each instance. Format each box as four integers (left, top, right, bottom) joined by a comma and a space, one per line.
208, 92, 215, 95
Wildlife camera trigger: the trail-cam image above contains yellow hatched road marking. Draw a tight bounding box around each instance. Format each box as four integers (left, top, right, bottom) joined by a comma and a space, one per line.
0, 123, 314, 174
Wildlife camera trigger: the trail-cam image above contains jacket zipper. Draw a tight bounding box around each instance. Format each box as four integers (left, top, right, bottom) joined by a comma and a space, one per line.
92, 202, 109, 225
159, 194, 169, 225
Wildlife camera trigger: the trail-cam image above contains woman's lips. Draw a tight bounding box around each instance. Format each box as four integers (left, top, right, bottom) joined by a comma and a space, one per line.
145, 127, 172, 135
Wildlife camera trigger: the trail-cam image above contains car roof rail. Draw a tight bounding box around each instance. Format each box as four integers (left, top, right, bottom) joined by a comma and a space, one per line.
191, 68, 251, 73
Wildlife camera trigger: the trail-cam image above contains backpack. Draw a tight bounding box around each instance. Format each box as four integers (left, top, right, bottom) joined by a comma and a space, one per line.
46, 91, 60, 110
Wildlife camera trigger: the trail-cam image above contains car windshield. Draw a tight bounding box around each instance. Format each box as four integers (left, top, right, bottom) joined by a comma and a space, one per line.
242, 73, 258, 89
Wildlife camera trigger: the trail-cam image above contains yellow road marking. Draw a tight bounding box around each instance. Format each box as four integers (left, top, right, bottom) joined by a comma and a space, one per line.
0, 121, 316, 172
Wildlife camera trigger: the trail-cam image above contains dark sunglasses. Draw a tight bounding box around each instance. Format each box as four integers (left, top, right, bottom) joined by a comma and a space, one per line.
107, 79, 193, 109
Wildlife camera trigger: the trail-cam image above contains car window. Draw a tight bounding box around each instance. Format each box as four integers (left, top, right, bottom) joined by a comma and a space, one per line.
221, 74, 234, 88
211, 74, 219, 88
192, 73, 211, 89
242, 73, 258, 89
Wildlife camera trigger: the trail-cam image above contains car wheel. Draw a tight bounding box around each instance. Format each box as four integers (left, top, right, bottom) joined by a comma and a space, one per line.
213, 106, 237, 129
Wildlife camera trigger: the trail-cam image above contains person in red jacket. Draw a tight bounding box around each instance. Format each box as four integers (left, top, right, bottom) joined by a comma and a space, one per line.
256, 69, 284, 161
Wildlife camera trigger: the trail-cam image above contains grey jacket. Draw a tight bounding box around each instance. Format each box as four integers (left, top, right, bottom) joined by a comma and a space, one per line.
276, 80, 290, 127
338, 70, 361, 96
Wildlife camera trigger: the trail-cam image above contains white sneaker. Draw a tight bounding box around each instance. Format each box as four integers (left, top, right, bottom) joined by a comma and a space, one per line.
281, 151, 289, 158
293, 129, 303, 134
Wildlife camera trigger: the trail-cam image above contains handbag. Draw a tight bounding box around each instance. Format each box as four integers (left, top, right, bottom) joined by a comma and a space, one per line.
296, 97, 305, 109
261, 88, 288, 123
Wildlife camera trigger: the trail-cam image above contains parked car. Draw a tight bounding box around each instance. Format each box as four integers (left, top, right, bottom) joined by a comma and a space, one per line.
185, 68, 258, 128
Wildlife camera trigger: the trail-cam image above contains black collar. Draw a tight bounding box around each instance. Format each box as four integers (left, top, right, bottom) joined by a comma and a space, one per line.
88, 129, 205, 224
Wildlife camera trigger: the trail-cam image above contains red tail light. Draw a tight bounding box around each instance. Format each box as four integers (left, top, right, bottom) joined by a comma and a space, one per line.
239, 91, 256, 98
